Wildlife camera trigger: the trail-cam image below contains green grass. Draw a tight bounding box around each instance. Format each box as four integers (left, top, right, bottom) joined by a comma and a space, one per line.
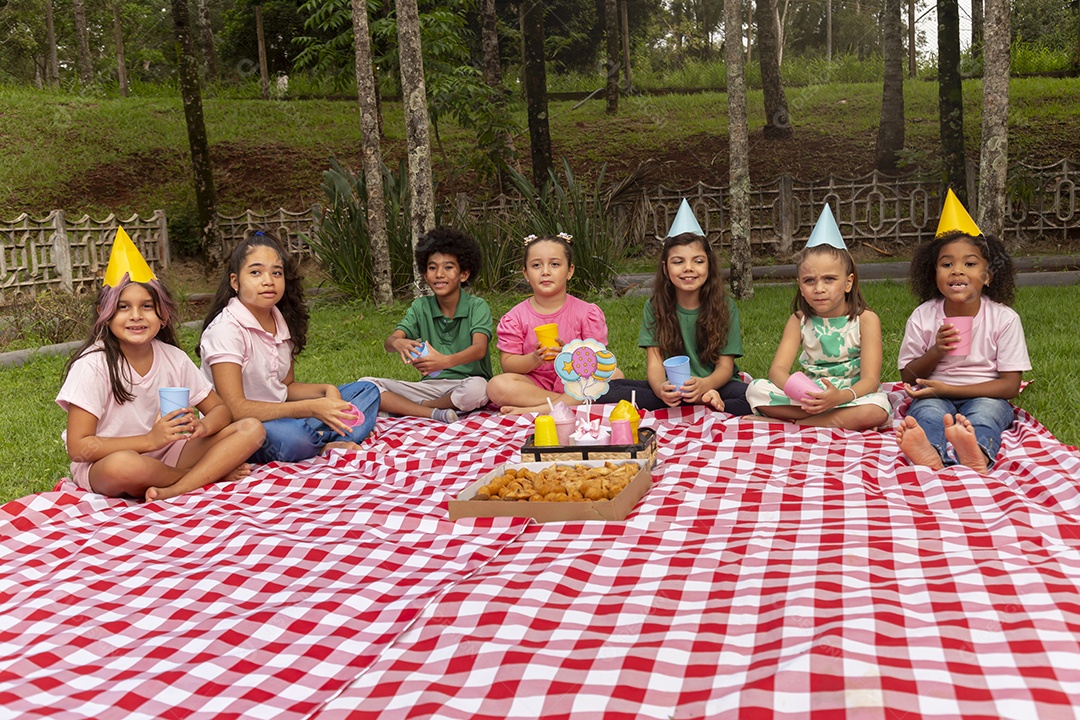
3, 282, 1077, 506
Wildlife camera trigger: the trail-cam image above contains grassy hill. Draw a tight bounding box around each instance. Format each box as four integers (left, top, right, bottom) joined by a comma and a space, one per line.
3, 77, 1080, 228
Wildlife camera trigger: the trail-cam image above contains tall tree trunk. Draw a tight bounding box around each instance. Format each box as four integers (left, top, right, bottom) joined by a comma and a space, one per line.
875, 0, 905, 172
908, 0, 916, 77
480, 0, 502, 88
977, 0, 1009, 238
826, 0, 832, 62
255, 5, 270, 100
113, 4, 128, 97
970, 0, 983, 62
170, 0, 220, 266
45, 0, 59, 86
195, 0, 219, 80
725, 0, 753, 300
620, 0, 631, 88
755, 0, 792, 138
351, 0, 392, 305
396, 0, 435, 292
520, 0, 553, 188
744, 1, 752, 64
937, 0, 967, 203
605, 0, 619, 113
73, 0, 92, 85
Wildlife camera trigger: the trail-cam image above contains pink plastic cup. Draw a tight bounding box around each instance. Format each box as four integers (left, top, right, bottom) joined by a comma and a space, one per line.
945, 316, 973, 356
610, 419, 634, 445
342, 403, 366, 427
783, 372, 823, 403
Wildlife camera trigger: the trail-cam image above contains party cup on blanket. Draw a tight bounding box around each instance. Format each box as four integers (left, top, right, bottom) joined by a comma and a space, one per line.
663, 356, 691, 391
409, 341, 441, 378
342, 403, 366, 427
945, 316, 973, 356
783, 372, 822, 403
159, 387, 190, 417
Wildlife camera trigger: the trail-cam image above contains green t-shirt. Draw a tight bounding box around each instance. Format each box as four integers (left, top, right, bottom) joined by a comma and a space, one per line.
638, 296, 742, 378
396, 291, 493, 380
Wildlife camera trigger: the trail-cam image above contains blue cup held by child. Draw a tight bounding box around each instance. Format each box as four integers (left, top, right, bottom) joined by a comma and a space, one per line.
410, 341, 441, 378
159, 387, 190, 417
663, 355, 691, 391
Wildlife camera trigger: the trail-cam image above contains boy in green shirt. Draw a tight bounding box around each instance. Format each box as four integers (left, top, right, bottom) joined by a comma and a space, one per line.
360, 227, 492, 423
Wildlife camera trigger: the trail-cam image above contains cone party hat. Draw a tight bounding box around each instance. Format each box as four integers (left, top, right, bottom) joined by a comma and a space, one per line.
667, 199, 706, 237
805, 204, 847, 250
935, 188, 981, 238
103, 226, 156, 287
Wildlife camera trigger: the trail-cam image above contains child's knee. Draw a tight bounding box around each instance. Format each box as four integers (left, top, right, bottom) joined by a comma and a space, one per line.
451, 377, 489, 412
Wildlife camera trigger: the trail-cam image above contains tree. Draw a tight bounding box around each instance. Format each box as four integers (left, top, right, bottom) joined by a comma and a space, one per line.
875, 0, 905, 172
396, 0, 435, 291
977, 0, 1010, 237
113, 2, 129, 96
755, 0, 792, 138
351, 0, 392, 305
725, 0, 752, 300
970, 0, 983, 60
45, 0, 59, 86
73, 0, 93, 84
480, 0, 501, 88
195, 0, 219, 80
521, 0, 553, 188
937, 0, 967, 203
170, 0, 221, 266
605, 0, 618, 113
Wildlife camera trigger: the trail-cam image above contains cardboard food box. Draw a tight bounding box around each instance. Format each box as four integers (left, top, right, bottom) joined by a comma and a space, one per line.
519, 427, 658, 467
448, 459, 652, 523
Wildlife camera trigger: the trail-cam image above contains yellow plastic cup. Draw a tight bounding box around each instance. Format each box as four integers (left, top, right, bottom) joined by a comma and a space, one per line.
534, 415, 560, 446
534, 323, 559, 349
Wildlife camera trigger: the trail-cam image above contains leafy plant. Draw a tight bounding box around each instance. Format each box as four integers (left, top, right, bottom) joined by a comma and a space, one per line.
303, 157, 416, 300
1, 290, 91, 350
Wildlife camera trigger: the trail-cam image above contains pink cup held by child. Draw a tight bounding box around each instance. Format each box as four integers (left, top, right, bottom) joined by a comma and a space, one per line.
784, 371, 823, 403
945, 316, 973, 356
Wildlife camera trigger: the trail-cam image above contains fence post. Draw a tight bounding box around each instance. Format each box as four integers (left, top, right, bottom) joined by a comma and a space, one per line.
778, 174, 795, 255
157, 210, 171, 269
51, 210, 73, 294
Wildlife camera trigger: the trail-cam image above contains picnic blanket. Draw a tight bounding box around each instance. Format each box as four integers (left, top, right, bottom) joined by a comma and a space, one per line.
3, 385, 1080, 719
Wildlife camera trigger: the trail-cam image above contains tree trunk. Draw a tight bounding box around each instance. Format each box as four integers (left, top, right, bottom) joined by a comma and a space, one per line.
255, 5, 270, 100
937, 0, 967, 203
113, 4, 128, 97
725, 0, 753, 300
826, 0, 832, 62
908, 0, 916, 77
605, 0, 619, 113
170, 0, 221, 267
875, 0, 905, 172
351, 0, 392, 305
755, 0, 792, 138
45, 0, 59, 86
621, 0, 631, 88
195, 0, 219, 80
970, 0, 983, 62
396, 0, 436, 292
520, 0, 553, 188
977, 0, 1009, 238
480, 0, 502, 88
744, 1, 752, 64
73, 0, 92, 85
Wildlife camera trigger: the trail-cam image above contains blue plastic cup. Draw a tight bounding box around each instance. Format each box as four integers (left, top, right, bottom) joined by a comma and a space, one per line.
663, 355, 691, 390
410, 342, 441, 378
159, 387, 190, 417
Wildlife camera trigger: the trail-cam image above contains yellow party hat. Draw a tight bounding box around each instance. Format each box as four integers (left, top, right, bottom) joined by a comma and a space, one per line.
103, 226, 156, 287
935, 188, 981, 238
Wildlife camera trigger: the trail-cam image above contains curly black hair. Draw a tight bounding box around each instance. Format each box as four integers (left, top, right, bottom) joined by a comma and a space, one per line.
908, 231, 1016, 306
415, 226, 482, 286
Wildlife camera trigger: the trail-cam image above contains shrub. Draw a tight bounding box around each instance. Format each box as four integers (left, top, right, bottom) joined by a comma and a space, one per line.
1, 290, 91, 351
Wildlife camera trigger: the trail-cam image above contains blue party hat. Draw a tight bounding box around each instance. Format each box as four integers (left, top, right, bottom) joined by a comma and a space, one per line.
667, 199, 705, 238
805, 205, 847, 250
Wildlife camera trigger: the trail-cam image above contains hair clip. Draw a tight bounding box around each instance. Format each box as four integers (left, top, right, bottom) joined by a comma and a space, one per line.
253, 230, 266, 237
523, 234, 538, 246
556, 232, 574, 244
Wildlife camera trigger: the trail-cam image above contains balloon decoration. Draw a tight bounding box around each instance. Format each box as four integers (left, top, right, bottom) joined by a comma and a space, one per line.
554, 339, 617, 402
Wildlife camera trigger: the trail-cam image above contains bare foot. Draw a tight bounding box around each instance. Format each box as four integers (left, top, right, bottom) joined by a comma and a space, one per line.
499, 403, 548, 416
944, 413, 990, 474
322, 441, 364, 454
145, 486, 161, 502
145, 483, 185, 502
896, 416, 945, 470
224, 463, 252, 483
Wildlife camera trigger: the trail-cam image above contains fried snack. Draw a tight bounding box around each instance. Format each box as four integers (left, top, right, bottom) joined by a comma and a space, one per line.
475, 461, 640, 502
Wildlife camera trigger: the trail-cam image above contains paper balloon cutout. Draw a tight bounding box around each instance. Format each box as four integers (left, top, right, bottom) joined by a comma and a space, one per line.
554, 338, 617, 401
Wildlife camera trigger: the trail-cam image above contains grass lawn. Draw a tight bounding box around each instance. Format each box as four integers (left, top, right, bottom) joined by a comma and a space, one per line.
2, 281, 1077, 505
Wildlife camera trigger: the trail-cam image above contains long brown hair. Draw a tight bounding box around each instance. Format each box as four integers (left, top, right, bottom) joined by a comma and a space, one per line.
648, 233, 730, 366
200, 230, 309, 357
63, 277, 181, 404
792, 245, 868, 320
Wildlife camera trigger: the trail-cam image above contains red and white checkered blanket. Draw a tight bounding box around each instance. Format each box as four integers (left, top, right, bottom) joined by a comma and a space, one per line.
3, 385, 1080, 719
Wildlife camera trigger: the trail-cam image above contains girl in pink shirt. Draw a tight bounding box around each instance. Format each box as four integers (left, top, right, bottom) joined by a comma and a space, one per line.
487, 233, 617, 415
57, 277, 264, 501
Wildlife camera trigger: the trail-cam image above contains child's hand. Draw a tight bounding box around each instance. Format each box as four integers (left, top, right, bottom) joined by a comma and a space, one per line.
678, 376, 706, 404
412, 347, 446, 376
702, 389, 725, 411
905, 379, 947, 399
800, 378, 842, 414
312, 397, 355, 436
187, 414, 208, 440
659, 381, 683, 407
392, 338, 424, 365
150, 409, 195, 449
935, 322, 963, 355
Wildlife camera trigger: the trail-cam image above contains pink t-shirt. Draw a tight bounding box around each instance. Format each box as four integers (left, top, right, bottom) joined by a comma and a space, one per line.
200, 297, 293, 403
898, 297, 1031, 385
496, 294, 609, 392
56, 340, 213, 488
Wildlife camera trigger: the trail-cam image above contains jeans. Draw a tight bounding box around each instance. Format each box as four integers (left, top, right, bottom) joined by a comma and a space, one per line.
250, 381, 381, 464
599, 378, 752, 416
907, 396, 1015, 468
